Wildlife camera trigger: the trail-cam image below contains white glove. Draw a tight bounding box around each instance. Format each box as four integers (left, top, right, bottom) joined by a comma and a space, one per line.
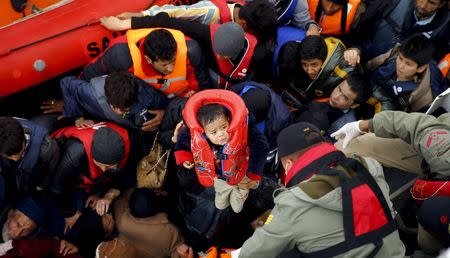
330, 120, 364, 148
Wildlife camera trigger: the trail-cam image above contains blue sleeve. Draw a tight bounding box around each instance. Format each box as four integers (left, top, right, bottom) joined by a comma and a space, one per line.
175, 126, 192, 152
60, 76, 94, 118
136, 80, 170, 110
247, 122, 269, 176
79, 43, 133, 81
429, 61, 448, 96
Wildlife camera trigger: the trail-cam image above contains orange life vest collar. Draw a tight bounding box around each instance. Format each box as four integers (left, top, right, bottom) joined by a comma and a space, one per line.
308, 0, 360, 35
127, 28, 189, 96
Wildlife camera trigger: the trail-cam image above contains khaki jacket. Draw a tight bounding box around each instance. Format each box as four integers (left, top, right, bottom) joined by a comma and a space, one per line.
371, 111, 450, 177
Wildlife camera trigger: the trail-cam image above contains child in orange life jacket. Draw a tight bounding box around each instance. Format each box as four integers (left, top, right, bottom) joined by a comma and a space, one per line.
174, 102, 269, 213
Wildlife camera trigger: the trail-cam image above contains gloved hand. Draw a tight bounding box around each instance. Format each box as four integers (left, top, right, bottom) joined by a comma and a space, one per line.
331, 120, 364, 148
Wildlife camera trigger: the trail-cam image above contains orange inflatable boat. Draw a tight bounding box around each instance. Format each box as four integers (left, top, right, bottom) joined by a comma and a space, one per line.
0, 0, 187, 97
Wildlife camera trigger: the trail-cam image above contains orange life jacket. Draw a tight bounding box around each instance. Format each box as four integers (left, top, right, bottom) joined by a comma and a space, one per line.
127, 28, 189, 96
183, 90, 249, 187
210, 24, 257, 89
52, 122, 130, 190
308, 0, 360, 35
438, 53, 450, 78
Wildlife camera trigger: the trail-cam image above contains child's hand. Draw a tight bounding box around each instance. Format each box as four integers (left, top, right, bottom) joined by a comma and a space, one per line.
183, 161, 194, 169
238, 179, 259, 190
171, 121, 184, 143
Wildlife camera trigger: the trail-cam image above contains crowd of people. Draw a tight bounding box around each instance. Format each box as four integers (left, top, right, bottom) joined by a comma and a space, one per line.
0, 0, 449, 257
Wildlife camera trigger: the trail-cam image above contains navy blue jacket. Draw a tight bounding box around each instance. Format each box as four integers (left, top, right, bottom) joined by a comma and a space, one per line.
229, 81, 292, 149
0, 118, 53, 211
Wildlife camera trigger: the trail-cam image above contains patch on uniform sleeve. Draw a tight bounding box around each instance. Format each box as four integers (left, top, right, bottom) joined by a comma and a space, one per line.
424, 131, 449, 157
426, 131, 448, 147
265, 214, 274, 225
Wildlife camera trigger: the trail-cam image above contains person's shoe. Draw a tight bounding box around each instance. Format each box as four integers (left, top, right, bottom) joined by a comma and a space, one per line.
230, 188, 249, 213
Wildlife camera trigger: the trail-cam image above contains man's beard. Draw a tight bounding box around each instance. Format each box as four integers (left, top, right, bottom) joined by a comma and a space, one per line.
2, 222, 9, 242
415, 8, 433, 20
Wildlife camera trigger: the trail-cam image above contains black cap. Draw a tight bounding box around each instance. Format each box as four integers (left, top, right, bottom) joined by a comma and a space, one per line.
16, 197, 46, 226
418, 196, 450, 239
277, 122, 324, 158
91, 127, 124, 165
129, 188, 160, 218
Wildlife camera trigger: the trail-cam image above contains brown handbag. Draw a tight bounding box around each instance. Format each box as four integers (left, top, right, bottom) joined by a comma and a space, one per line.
136, 133, 170, 190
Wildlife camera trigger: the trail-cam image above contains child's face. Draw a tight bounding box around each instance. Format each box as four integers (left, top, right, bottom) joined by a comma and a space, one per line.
396, 53, 420, 81
204, 115, 230, 146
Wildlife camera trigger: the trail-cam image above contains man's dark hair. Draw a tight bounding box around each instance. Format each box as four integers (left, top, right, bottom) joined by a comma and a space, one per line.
197, 104, 230, 128
345, 73, 371, 104
400, 34, 434, 67
300, 36, 327, 62
0, 117, 25, 156
129, 187, 161, 218
278, 41, 302, 81
239, 0, 278, 43
105, 72, 139, 110
143, 29, 177, 62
